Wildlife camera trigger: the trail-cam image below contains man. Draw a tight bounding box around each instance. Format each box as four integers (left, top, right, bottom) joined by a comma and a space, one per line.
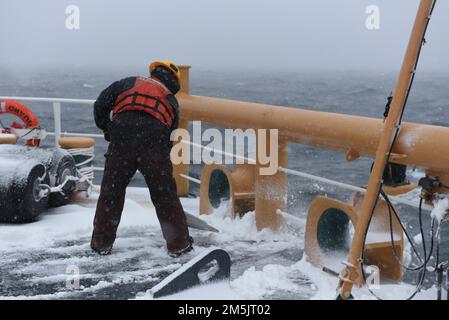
91, 61, 193, 257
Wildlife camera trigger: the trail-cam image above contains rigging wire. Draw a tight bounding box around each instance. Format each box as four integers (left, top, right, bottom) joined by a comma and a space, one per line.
360, 195, 435, 300
384, 192, 435, 270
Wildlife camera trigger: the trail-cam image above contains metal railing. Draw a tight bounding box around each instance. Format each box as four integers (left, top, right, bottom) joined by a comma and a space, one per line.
0, 95, 430, 211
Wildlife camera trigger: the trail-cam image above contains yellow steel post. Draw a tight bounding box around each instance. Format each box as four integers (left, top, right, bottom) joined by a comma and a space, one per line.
255, 134, 287, 230
173, 65, 191, 196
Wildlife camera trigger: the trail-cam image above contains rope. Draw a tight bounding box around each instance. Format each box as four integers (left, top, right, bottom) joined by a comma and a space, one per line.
64, 146, 95, 185
385, 193, 436, 268
178, 139, 431, 210
359, 196, 433, 300
383, 93, 393, 119
179, 174, 201, 184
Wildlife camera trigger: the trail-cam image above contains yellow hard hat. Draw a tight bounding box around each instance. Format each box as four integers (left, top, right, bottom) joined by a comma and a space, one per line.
149, 60, 181, 83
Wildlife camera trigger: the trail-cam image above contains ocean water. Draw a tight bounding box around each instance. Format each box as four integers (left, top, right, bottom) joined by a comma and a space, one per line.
0, 67, 448, 291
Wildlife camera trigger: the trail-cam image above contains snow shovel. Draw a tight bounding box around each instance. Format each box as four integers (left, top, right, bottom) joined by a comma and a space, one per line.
184, 211, 219, 233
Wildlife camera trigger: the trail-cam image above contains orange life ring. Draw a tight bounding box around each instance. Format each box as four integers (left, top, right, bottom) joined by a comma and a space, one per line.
0, 100, 41, 147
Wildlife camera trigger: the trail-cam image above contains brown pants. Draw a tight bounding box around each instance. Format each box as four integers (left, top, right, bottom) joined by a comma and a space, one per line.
92, 112, 190, 252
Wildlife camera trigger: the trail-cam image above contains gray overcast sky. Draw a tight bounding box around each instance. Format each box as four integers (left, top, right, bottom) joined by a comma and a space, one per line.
0, 0, 448, 71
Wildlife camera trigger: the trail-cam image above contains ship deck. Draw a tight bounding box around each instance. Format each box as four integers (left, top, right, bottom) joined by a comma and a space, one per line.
0, 187, 441, 300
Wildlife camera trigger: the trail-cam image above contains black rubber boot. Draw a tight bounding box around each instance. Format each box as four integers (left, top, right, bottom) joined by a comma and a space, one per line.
168, 237, 194, 258
91, 233, 115, 255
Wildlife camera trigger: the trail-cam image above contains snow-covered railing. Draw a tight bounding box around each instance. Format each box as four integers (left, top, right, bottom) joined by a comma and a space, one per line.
0, 95, 430, 211
0, 96, 95, 104
0, 95, 95, 146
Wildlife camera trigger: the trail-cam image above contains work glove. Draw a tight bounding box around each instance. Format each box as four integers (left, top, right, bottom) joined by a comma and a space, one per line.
103, 131, 111, 142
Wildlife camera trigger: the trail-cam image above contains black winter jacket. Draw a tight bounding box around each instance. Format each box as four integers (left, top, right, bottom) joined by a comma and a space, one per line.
93, 76, 180, 132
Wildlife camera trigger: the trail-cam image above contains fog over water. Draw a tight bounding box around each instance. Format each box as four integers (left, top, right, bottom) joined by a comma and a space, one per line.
0, 0, 448, 71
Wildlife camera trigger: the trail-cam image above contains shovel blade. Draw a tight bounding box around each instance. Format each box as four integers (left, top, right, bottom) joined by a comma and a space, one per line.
184, 211, 219, 233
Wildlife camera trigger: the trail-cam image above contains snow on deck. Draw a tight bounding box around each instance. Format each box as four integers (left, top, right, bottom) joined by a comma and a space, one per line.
0, 187, 443, 300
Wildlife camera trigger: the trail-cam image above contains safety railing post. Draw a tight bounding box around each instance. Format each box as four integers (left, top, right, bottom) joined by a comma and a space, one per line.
52, 102, 62, 147
178, 65, 191, 95
255, 133, 287, 230
173, 65, 192, 196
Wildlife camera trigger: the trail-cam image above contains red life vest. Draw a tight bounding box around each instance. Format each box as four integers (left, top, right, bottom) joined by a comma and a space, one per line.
112, 77, 176, 128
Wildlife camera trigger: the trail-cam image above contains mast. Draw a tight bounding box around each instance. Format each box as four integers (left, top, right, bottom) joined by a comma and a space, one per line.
337, 0, 437, 299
